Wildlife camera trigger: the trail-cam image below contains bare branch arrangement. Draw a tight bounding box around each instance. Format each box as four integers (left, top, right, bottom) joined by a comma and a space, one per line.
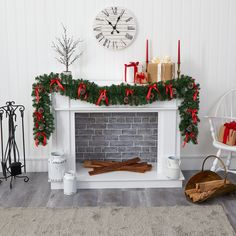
52, 24, 83, 72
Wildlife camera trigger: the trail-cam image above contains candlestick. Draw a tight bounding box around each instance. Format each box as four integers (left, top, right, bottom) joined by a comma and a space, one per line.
177, 63, 181, 79
177, 40, 181, 79
146, 39, 149, 72
178, 40, 180, 64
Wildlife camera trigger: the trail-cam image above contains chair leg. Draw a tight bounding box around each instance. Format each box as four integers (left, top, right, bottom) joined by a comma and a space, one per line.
211, 149, 221, 172
226, 151, 232, 170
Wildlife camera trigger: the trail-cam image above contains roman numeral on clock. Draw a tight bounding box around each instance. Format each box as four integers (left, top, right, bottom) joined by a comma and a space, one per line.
96, 17, 104, 21
94, 26, 101, 31
127, 26, 135, 30
125, 33, 133, 40
102, 9, 109, 17
120, 39, 126, 46
103, 38, 108, 47
125, 17, 133, 22
112, 41, 118, 49
112, 7, 117, 15
96, 32, 103, 39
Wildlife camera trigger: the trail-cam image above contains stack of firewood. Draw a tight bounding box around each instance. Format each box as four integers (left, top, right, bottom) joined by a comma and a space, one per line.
185, 179, 230, 202
83, 157, 152, 176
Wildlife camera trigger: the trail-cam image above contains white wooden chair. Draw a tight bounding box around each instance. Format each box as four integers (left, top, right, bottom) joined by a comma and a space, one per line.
206, 88, 236, 174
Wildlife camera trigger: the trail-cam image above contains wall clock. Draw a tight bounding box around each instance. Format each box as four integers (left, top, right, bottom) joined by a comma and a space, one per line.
93, 7, 137, 50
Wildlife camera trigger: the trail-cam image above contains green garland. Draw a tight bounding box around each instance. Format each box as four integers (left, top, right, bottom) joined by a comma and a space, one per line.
32, 73, 200, 146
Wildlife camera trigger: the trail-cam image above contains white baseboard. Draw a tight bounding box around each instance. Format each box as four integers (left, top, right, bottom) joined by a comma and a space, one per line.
6, 154, 236, 172
25, 158, 48, 172
181, 154, 236, 170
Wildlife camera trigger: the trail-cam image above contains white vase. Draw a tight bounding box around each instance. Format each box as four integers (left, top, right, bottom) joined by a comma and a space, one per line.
48, 151, 66, 182
62, 71, 72, 76
63, 171, 77, 195
166, 156, 181, 179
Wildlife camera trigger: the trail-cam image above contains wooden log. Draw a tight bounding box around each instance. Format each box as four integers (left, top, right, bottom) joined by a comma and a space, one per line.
117, 164, 152, 172
83, 160, 116, 168
185, 188, 199, 196
196, 179, 230, 192
89, 157, 141, 176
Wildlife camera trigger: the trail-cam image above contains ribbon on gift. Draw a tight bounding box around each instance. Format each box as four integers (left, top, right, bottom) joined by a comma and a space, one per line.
33, 111, 44, 121
124, 62, 139, 82
183, 132, 196, 147
146, 84, 161, 101
96, 89, 108, 106
77, 83, 87, 99
165, 84, 173, 98
222, 121, 236, 144
187, 109, 198, 124
35, 132, 47, 147
35, 85, 40, 103
125, 88, 134, 97
50, 78, 65, 91
135, 72, 147, 84
193, 82, 199, 101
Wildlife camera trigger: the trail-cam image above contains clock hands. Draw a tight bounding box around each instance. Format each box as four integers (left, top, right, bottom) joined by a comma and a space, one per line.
111, 10, 125, 34
106, 19, 119, 34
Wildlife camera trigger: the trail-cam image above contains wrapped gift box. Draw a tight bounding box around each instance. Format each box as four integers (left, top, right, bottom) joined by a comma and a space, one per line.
134, 72, 148, 84
147, 57, 175, 83
124, 62, 143, 84
218, 123, 236, 146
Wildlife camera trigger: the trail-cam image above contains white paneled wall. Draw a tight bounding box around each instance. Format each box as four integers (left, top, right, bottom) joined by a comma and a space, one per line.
0, 0, 236, 171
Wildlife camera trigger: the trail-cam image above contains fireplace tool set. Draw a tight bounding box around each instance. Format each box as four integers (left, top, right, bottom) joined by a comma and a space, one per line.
0, 101, 29, 189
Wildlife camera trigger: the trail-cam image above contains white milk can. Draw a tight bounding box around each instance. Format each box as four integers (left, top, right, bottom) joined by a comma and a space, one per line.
166, 156, 181, 179
48, 151, 66, 182
63, 171, 77, 195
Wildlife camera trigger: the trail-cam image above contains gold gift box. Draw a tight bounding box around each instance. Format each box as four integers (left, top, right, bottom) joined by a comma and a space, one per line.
147, 60, 175, 83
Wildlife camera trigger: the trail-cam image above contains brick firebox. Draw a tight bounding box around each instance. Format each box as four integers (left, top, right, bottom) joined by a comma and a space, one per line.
75, 112, 158, 162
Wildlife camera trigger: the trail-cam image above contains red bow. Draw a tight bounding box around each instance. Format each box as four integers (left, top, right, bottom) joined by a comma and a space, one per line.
165, 84, 173, 98
146, 84, 161, 101
34, 111, 43, 121
96, 90, 108, 106
223, 122, 236, 144
183, 132, 196, 147
35, 132, 47, 147
77, 83, 87, 99
50, 78, 65, 91
187, 109, 198, 124
193, 82, 199, 101
125, 88, 134, 97
124, 62, 139, 82
35, 86, 40, 103
135, 72, 147, 84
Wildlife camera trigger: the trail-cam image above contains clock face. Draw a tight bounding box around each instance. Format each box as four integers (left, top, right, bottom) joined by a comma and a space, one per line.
93, 7, 137, 50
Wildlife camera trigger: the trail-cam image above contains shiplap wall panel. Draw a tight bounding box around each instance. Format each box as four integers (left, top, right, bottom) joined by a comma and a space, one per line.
0, 0, 236, 170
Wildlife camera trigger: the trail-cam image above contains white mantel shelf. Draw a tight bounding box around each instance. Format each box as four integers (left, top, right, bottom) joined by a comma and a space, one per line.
51, 95, 183, 189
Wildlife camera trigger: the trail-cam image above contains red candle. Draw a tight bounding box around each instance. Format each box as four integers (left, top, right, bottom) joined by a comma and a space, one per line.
146, 39, 149, 64
178, 40, 181, 64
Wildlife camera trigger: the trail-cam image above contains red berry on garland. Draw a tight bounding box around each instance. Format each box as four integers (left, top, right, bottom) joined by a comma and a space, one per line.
38, 107, 44, 114
124, 96, 129, 104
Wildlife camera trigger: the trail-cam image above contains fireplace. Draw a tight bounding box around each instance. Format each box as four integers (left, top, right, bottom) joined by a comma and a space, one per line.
75, 112, 158, 163
51, 94, 184, 189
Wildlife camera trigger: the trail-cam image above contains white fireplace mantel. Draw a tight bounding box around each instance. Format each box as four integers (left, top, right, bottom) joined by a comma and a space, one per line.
51, 94, 184, 189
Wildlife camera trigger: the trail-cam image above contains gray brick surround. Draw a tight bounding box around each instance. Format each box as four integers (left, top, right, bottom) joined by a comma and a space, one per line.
75, 112, 158, 162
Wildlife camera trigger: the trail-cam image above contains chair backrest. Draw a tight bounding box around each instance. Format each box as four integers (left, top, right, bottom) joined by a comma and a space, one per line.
214, 88, 236, 119
208, 88, 236, 143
